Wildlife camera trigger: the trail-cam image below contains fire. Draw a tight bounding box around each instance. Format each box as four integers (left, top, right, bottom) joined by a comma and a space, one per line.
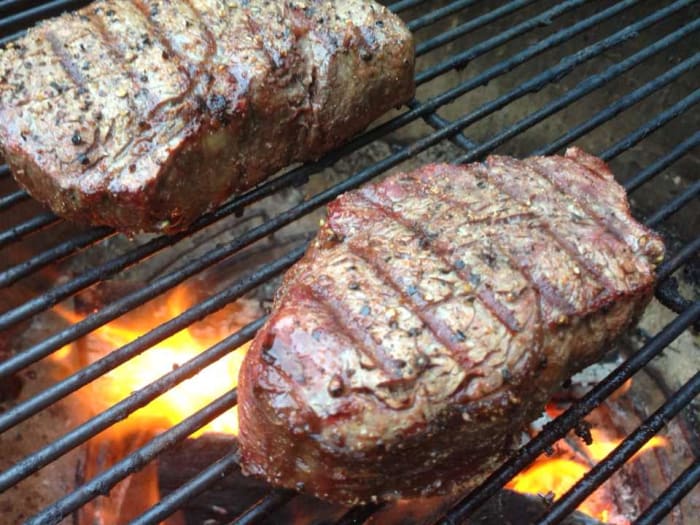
508, 418, 667, 523
51, 283, 259, 439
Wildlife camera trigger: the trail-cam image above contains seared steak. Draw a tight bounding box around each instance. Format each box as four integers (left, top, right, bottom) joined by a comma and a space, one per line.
0, 0, 414, 233
238, 148, 665, 504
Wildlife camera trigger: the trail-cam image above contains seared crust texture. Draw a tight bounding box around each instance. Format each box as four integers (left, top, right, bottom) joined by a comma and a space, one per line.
238, 148, 664, 504
0, 0, 414, 233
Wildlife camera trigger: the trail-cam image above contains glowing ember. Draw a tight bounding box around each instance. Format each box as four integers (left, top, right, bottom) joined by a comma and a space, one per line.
507, 416, 667, 524
51, 284, 259, 439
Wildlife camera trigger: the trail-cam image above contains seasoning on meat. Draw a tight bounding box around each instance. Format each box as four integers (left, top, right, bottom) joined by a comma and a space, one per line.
0, 0, 414, 233
237, 148, 665, 505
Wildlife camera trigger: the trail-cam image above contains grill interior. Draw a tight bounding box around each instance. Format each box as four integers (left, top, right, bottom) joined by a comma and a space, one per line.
0, 0, 699, 524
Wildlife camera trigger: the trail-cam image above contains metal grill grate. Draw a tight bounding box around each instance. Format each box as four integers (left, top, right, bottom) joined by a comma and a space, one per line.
0, 1, 698, 524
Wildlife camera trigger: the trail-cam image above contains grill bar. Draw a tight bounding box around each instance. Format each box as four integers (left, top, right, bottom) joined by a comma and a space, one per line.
415, 0, 624, 85
27, 388, 241, 525
624, 131, 700, 192
440, 301, 700, 524
0, 0, 88, 34
646, 179, 700, 228
336, 503, 385, 525
0, 212, 58, 249
132, 450, 243, 525
0, 188, 29, 211
656, 235, 700, 281
536, 372, 700, 525
600, 89, 700, 161
414, 0, 534, 57
386, 0, 429, 14
452, 14, 700, 163
0, 227, 113, 289
634, 460, 700, 525
412, 100, 478, 150
231, 491, 297, 525
0, 247, 297, 487
532, 55, 700, 157
406, 0, 479, 32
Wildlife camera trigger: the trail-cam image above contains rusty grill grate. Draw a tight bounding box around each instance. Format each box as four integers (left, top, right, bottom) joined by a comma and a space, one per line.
0, 0, 698, 524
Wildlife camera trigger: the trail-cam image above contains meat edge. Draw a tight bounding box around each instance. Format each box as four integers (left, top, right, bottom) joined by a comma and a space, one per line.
0, 13, 415, 234
237, 255, 655, 505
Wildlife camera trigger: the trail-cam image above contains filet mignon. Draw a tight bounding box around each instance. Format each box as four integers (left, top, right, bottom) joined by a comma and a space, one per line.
238, 148, 665, 504
0, 0, 414, 233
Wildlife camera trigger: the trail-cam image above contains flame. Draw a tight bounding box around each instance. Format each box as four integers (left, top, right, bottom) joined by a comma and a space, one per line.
51, 283, 258, 439
508, 423, 667, 523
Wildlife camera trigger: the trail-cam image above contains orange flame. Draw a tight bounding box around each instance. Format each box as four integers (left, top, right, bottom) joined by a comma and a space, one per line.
51, 284, 258, 439
507, 425, 667, 523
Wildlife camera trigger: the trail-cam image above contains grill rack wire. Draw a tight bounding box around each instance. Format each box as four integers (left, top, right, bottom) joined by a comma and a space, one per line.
0, 0, 698, 524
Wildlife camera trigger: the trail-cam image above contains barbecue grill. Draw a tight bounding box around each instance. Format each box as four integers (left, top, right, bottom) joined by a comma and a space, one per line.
0, 0, 698, 524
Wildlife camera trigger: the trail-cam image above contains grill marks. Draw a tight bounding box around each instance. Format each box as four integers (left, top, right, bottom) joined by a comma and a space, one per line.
44, 30, 86, 89
526, 154, 664, 265
316, 172, 542, 403
312, 154, 656, 408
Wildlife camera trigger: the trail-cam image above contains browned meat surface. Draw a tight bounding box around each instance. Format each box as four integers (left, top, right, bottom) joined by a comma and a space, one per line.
238, 148, 665, 504
0, 0, 414, 233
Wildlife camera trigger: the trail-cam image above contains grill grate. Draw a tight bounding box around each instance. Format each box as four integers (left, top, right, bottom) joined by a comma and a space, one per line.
0, 1, 698, 524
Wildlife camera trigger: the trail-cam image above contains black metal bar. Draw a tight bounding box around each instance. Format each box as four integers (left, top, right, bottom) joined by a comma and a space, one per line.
439, 301, 700, 524
132, 450, 243, 525
0, 254, 296, 448
27, 388, 240, 525
533, 54, 700, 157
0, 0, 89, 34
410, 100, 478, 150
634, 460, 700, 525
601, 89, 700, 161
656, 236, 700, 281
0, 189, 29, 211
624, 131, 700, 193
415, 0, 628, 85
231, 491, 297, 525
407, 0, 479, 32
536, 372, 700, 525
0, 227, 113, 289
0, 250, 292, 433
415, 0, 535, 57
335, 503, 385, 525
646, 179, 700, 228
0, 29, 24, 47
0, 164, 9, 178
387, 0, 428, 14
655, 280, 694, 325
0, 212, 59, 249
452, 16, 700, 164
0, 311, 258, 493
655, 238, 699, 319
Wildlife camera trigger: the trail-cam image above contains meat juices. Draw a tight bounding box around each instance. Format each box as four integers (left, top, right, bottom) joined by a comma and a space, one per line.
238, 148, 665, 504
0, 0, 414, 233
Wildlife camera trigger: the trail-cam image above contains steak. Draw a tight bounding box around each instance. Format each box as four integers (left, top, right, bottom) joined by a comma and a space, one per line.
0, 0, 414, 233
238, 148, 665, 504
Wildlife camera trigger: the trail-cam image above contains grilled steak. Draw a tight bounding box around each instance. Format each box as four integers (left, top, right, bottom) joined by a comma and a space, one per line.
0, 0, 414, 233
238, 148, 665, 504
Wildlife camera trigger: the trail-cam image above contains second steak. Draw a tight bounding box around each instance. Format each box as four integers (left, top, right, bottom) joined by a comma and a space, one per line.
0, 0, 414, 233
238, 148, 665, 504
